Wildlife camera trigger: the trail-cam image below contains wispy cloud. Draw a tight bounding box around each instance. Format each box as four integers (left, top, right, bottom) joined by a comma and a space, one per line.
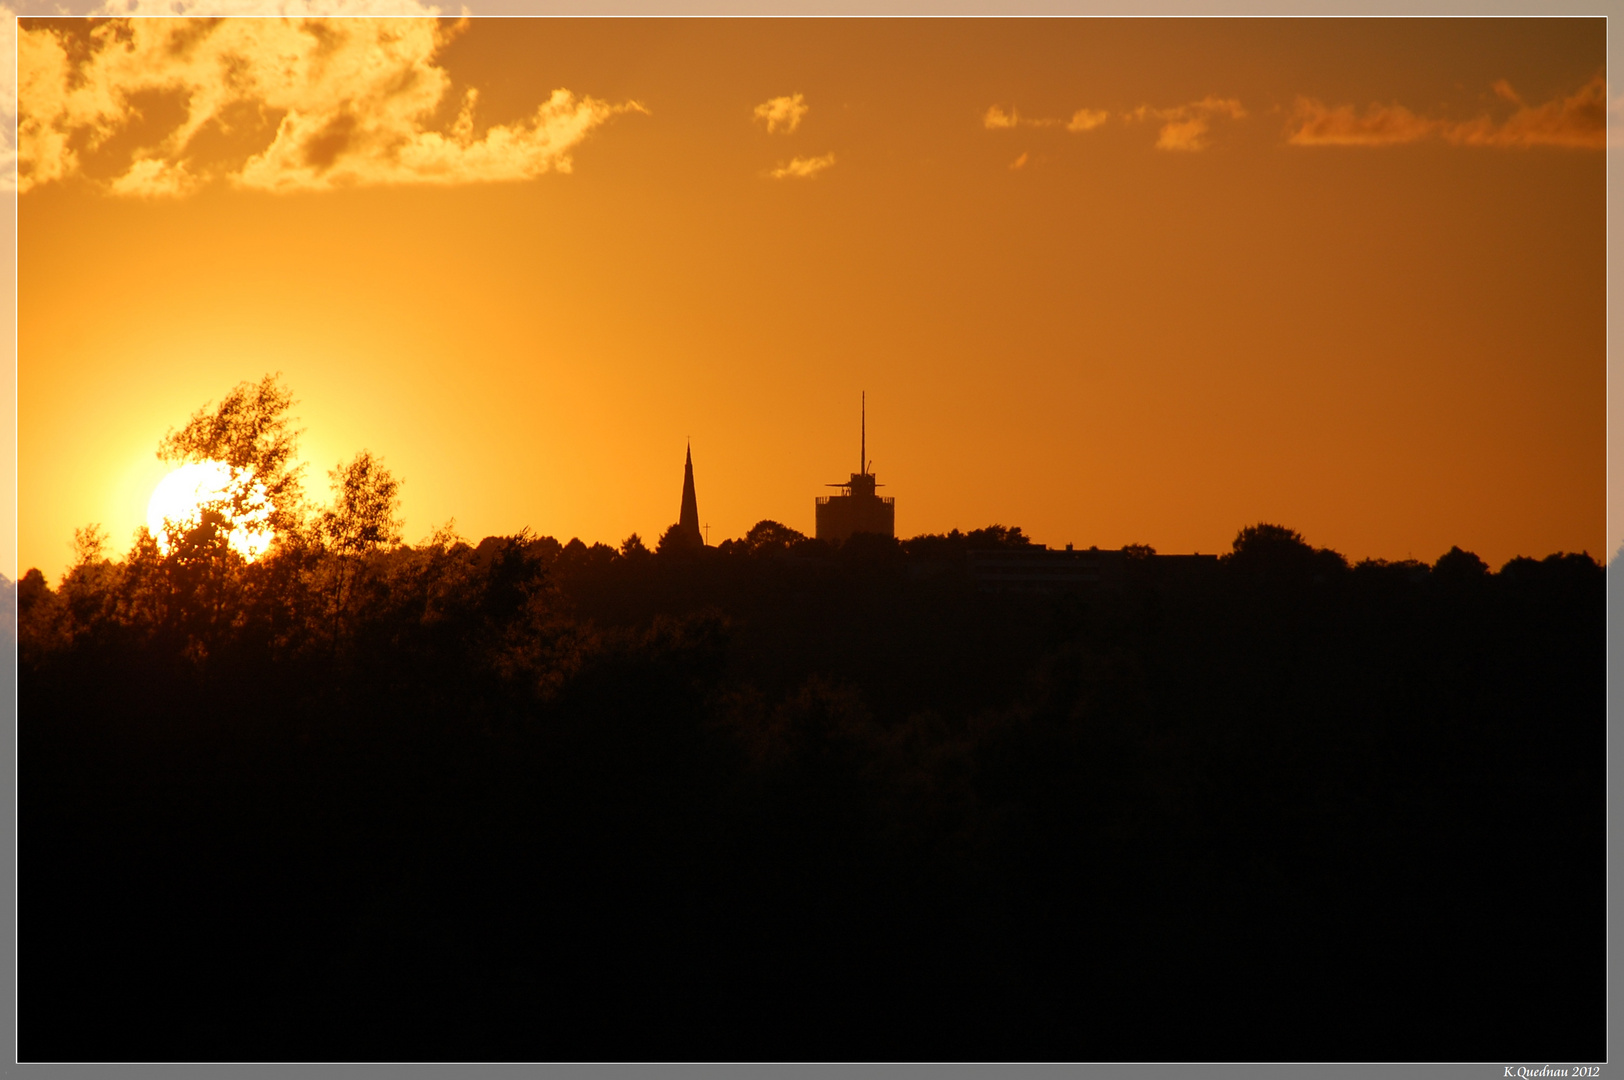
1155, 118, 1209, 152
1288, 76, 1606, 150
754, 93, 808, 135
1285, 100, 1434, 147
984, 104, 1088, 131
983, 105, 1029, 130
1450, 75, 1605, 148
1126, 96, 1246, 124
1126, 96, 1246, 151
1192, 96, 1247, 120
1065, 108, 1108, 133
1009, 151, 1028, 170
19, 17, 647, 196
769, 152, 835, 180
984, 95, 1243, 150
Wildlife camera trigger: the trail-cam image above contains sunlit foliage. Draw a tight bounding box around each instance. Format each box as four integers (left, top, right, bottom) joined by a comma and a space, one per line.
147, 460, 275, 561
157, 374, 305, 539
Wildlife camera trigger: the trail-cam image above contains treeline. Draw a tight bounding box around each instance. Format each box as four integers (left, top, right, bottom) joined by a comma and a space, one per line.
21, 379, 1603, 1061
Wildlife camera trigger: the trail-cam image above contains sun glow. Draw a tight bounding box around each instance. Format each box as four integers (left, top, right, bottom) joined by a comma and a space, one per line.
146, 461, 276, 561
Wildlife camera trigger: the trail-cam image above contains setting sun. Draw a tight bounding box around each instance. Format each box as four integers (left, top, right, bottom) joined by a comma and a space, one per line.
146, 461, 275, 561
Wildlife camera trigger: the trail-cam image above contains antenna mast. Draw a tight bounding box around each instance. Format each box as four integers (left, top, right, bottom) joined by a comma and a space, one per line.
861, 391, 866, 476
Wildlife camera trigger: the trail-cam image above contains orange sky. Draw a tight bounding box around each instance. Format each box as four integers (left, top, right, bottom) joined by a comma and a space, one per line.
17, 17, 1607, 582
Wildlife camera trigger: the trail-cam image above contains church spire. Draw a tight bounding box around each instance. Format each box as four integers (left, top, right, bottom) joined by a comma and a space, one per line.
678, 441, 702, 546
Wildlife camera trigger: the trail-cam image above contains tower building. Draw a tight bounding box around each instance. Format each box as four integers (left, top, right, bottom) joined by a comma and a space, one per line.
676, 442, 703, 546
815, 392, 895, 543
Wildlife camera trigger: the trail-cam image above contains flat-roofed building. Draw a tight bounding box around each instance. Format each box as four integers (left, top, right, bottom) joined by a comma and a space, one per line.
815, 393, 895, 543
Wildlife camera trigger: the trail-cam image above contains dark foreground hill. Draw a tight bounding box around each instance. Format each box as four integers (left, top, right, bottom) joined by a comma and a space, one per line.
21, 524, 1602, 1061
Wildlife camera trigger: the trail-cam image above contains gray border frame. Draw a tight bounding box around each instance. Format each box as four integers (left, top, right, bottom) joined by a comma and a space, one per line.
6, 4, 1613, 1076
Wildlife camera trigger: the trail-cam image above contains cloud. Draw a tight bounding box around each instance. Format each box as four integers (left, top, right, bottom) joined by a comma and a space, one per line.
1287, 76, 1605, 150
107, 157, 201, 197
1188, 95, 1247, 121
769, 152, 835, 180
985, 104, 1096, 131
237, 86, 646, 192
1009, 151, 1028, 170
1126, 96, 1247, 151
1285, 99, 1435, 146
987, 95, 1241, 151
754, 93, 808, 135
1065, 108, 1108, 133
1449, 75, 1605, 149
19, 17, 646, 196
1155, 118, 1209, 151
984, 105, 1024, 130
1491, 79, 1522, 106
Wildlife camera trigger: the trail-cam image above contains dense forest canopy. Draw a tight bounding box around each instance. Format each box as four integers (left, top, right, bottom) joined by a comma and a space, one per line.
21, 379, 1602, 1060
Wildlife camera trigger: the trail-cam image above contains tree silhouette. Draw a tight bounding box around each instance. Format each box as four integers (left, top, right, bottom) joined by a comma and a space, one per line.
740, 519, 806, 556
18, 413, 1602, 1069
18, 568, 47, 615
320, 451, 402, 557
71, 524, 108, 564
656, 521, 704, 557
319, 451, 403, 639
1433, 544, 1489, 582
1227, 521, 1348, 583
156, 373, 306, 539
899, 524, 1035, 560
126, 377, 308, 657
